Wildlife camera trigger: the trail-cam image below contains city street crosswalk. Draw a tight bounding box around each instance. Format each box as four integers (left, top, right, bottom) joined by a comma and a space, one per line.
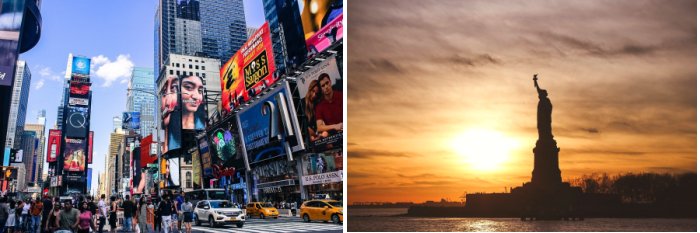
190, 216, 343, 233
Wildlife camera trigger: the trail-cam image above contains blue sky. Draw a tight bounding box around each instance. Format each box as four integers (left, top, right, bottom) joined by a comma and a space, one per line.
20, 0, 266, 195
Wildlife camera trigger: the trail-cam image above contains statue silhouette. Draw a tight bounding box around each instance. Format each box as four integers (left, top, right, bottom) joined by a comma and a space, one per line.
533, 74, 553, 139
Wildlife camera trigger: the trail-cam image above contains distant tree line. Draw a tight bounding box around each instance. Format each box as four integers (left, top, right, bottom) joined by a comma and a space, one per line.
568, 172, 696, 204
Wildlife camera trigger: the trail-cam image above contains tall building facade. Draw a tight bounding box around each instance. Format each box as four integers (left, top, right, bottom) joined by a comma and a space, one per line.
24, 121, 45, 184
5, 61, 31, 150
157, 54, 221, 118
155, 0, 247, 78
19, 131, 36, 188
262, 0, 307, 73
107, 130, 125, 197
126, 67, 156, 136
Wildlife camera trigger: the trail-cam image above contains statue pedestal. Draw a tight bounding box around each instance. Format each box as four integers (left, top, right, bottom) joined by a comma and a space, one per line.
531, 138, 562, 187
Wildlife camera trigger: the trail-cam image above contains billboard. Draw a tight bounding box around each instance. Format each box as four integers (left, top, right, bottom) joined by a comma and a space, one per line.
298, 0, 342, 38
47, 130, 61, 162
68, 97, 89, 106
160, 75, 182, 154
179, 74, 206, 130
87, 168, 92, 192
198, 136, 213, 177
190, 147, 202, 190
296, 56, 343, 152
208, 117, 242, 165
88, 131, 93, 164
65, 106, 89, 138
63, 138, 86, 172
122, 112, 141, 130
238, 82, 304, 165
131, 147, 141, 194
160, 157, 180, 187
305, 13, 343, 55
220, 22, 276, 114
0, 0, 26, 86
71, 56, 91, 76
69, 81, 90, 98
140, 135, 156, 168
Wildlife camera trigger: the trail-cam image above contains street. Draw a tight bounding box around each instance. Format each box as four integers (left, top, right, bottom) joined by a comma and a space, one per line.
189, 216, 342, 233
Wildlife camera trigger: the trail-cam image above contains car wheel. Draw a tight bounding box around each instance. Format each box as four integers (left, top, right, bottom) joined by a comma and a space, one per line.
236, 222, 244, 228
260, 213, 265, 219
209, 216, 216, 227
331, 214, 340, 224
303, 214, 310, 222
194, 214, 201, 226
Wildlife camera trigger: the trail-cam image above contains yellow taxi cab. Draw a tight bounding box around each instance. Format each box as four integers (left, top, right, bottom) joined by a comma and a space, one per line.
300, 199, 343, 224
245, 202, 279, 219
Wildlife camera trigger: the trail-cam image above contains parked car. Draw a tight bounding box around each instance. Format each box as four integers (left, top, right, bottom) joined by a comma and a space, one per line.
300, 199, 343, 224
193, 200, 245, 228
246, 202, 279, 219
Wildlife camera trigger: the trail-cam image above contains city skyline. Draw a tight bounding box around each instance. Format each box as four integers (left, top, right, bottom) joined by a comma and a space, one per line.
348, 0, 696, 203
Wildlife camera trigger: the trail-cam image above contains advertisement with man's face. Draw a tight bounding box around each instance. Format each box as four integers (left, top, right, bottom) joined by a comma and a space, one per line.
160, 75, 182, 154
63, 138, 86, 172
238, 83, 304, 165
65, 106, 89, 138
180, 75, 206, 130
47, 130, 61, 162
296, 56, 343, 152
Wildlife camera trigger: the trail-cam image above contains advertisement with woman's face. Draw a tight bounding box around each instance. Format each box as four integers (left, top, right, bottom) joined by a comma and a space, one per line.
160, 75, 181, 154
295, 56, 342, 152
160, 156, 181, 188
180, 75, 206, 130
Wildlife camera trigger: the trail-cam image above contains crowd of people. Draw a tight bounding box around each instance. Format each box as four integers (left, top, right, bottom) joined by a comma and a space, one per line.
0, 191, 198, 233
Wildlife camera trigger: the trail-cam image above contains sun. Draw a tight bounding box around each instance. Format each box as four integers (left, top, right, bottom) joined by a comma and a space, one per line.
451, 129, 520, 172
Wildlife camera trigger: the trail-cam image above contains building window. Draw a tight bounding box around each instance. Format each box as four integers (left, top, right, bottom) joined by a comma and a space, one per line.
176, 63, 180, 68
195, 65, 199, 69
202, 73, 206, 79
169, 70, 173, 75
201, 66, 205, 70
195, 72, 199, 76
176, 70, 180, 75
189, 64, 192, 69
190, 72, 193, 76
186, 172, 192, 189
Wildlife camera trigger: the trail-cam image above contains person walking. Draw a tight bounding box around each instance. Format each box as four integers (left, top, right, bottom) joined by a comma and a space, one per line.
122, 195, 136, 232
175, 192, 184, 233
180, 198, 193, 233
39, 196, 51, 233
56, 201, 79, 233
97, 195, 107, 233
14, 200, 24, 233
0, 197, 9, 233
109, 197, 118, 233
29, 198, 42, 233
43, 204, 59, 233
137, 197, 148, 233
146, 200, 154, 233
77, 202, 95, 233
153, 199, 160, 233
4, 200, 16, 233
157, 196, 173, 233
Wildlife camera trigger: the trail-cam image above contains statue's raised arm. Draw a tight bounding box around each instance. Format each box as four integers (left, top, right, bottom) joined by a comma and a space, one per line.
533, 74, 541, 92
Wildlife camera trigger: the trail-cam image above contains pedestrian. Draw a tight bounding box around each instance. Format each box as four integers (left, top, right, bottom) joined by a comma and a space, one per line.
181, 197, 193, 233
77, 202, 95, 233
170, 197, 178, 232
5, 200, 15, 233
109, 197, 118, 233
146, 199, 154, 233
56, 201, 79, 233
43, 203, 60, 233
0, 197, 9, 233
175, 192, 184, 232
40, 195, 52, 233
14, 200, 23, 233
122, 195, 135, 232
97, 194, 107, 233
157, 196, 173, 233
137, 197, 148, 233
153, 199, 161, 233
29, 198, 42, 233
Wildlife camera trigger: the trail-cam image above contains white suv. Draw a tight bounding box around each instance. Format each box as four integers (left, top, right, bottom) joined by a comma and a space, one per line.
193, 200, 246, 228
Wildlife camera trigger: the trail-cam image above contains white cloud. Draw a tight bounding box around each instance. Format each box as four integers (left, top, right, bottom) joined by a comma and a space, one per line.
38, 67, 50, 77
34, 79, 45, 90
92, 54, 134, 87
32, 65, 61, 81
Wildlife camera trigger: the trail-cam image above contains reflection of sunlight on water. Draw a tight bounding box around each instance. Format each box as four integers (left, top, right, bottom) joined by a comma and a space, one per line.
459, 219, 504, 232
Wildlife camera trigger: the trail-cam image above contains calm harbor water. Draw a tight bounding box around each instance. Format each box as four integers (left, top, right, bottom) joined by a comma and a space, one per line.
348, 208, 697, 232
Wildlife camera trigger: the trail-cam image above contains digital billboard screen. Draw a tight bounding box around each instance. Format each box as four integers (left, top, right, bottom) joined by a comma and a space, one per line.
198, 136, 213, 177
69, 81, 90, 98
296, 56, 343, 152
160, 75, 182, 154
140, 135, 156, 168
47, 130, 61, 163
65, 106, 89, 138
161, 157, 180, 188
180, 74, 206, 130
122, 112, 141, 130
220, 22, 276, 114
88, 131, 93, 164
0, 0, 26, 87
237, 82, 304, 165
71, 56, 91, 76
298, 0, 342, 39
306, 13, 343, 55
208, 117, 243, 166
63, 138, 86, 172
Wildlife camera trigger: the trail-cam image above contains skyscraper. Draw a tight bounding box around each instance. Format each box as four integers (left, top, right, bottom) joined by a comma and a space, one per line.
5, 60, 31, 150
262, 0, 308, 73
24, 120, 46, 184
155, 0, 247, 76
19, 130, 37, 187
126, 67, 156, 136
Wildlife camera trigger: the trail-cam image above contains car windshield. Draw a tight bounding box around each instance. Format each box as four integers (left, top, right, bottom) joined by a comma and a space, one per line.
209, 201, 233, 208
327, 201, 342, 207
261, 203, 273, 208
208, 191, 227, 200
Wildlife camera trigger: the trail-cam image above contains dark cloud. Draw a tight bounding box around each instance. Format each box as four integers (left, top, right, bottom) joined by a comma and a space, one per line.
348, 148, 414, 159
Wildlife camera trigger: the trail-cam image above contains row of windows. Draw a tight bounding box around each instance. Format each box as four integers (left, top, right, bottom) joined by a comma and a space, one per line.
168, 70, 207, 79
171, 63, 206, 70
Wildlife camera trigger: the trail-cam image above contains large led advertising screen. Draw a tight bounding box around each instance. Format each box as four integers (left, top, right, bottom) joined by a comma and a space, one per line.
46, 130, 61, 163
71, 56, 91, 76
305, 13, 343, 55
238, 82, 304, 165
63, 138, 86, 172
298, 0, 342, 39
65, 106, 89, 138
0, 0, 26, 87
140, 135, 156, 168
88, 131, 93, 164
296, 56, 343, 152
122, 112, 141, 130
198, 136, 213, 177
160, 75, 182, 154
180, 74, 206, 130
208, 117, 242, 165
220, 22, 276, 114
69, 81, 90, 98
160, 157, 180, 187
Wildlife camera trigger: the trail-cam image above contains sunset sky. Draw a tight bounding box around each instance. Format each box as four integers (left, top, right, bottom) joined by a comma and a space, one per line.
348, 0, 696, 203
